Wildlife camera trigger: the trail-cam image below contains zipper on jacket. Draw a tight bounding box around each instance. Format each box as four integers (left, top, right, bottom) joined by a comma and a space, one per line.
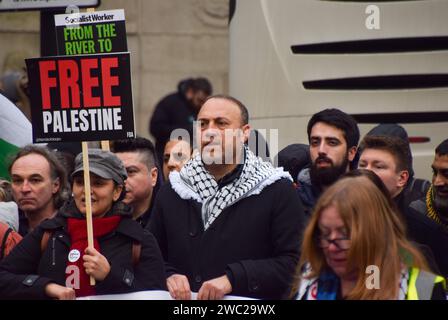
52, 237, 56, 266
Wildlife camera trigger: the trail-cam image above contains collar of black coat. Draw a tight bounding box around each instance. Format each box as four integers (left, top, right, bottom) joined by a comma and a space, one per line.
216, 163, 244, 189
135, 206, 152, 228
214, 147, 246, 188
39, 200, 143, 242
18, 210, 29, 237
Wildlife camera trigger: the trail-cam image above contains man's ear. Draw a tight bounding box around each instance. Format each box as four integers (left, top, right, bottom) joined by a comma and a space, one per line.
52, 177, 60, 194
150, 167, 158, 187
185, 88, 194, 100
397, 170, 409, 189
242, 124, 251, 144
348, 146, 358, 162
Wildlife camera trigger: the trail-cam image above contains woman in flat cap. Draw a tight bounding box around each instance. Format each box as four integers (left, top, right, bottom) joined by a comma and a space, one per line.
0, 149, 166, 299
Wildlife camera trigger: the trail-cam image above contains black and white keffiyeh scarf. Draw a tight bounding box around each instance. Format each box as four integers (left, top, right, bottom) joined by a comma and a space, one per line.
169, 146, 292, 230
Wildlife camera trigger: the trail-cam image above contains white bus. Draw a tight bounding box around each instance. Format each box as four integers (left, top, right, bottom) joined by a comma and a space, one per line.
229, 0, 448, 180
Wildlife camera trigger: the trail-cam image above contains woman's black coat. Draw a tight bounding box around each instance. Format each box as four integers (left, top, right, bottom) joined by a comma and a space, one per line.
0, 201, 167, 299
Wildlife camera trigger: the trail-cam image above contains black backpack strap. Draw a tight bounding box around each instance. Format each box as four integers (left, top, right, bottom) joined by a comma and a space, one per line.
1, 227, 13, 260
408, 178, 416, 191
421, 180, 431, 193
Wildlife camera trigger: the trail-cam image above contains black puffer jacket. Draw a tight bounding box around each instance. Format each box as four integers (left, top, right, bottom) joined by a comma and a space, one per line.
0, 201, 167, 299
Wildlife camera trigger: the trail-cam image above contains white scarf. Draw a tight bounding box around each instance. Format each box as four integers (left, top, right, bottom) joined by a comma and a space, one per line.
170, 146, 292, 230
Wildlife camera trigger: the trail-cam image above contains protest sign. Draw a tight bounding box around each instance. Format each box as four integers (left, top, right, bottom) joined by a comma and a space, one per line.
54, 9, 127, 55
26, 53, 135, 143
52, 9, 132, 286
78, 290, 256, 300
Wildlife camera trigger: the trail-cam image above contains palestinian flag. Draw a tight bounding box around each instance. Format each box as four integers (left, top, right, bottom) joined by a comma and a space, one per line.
0, 93, 32, 179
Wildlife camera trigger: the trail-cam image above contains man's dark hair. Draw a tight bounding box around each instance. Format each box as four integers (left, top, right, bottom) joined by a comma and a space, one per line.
178, 77, 213, 96
275, 144, 309, 182
112, 137, 157, 169
435, 139, 448, 156
178, 78, 194, 95
163, 136, 193, 153
359, 135, 411, 172
8, 145, 69, 209
365, 124, 414, 178
307, 108, 360, 149
204, 94, 249, 126
192, 77, 213, 96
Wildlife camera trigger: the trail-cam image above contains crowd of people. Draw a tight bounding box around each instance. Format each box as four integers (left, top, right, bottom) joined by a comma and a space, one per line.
0, 77, 446, 300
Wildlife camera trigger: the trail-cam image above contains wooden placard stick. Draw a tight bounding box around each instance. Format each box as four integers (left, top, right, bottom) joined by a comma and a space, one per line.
101, 140, 110, 151
85, 6, 110, 285
81, 141, 95, 286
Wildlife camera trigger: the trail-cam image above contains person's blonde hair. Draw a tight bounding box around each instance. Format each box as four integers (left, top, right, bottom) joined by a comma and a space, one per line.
291, 175, 428, 299
0, 179, 13, 202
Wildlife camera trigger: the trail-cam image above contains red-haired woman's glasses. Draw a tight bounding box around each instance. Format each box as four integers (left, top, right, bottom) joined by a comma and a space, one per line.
317, 236, 351, 250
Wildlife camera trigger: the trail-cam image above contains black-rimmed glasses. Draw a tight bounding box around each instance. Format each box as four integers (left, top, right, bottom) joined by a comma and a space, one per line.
317, 236, 351, 250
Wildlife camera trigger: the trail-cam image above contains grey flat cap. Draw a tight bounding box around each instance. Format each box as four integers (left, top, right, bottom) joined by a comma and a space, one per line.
72, 149, 127, 185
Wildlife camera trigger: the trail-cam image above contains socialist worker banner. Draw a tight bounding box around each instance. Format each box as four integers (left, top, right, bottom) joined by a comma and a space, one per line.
54, 9, 127, 56
25, 53, 135, 143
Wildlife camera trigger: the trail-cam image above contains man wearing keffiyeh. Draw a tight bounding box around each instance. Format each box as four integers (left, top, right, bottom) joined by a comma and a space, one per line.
149, 94, 305, 300
408, 138, 448, 277
426, 139, 448, 229
409, 139, 448, 230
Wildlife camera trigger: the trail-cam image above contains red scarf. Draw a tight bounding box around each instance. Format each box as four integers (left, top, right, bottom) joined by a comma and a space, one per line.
66, 216, 121, 297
